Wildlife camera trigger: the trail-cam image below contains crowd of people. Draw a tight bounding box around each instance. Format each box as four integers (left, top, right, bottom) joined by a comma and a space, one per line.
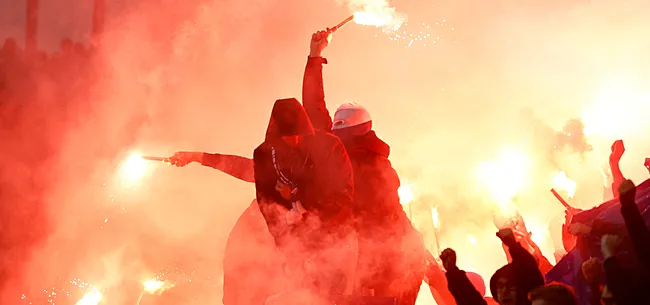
167, 29, 650, 305
2, 25, 650, 305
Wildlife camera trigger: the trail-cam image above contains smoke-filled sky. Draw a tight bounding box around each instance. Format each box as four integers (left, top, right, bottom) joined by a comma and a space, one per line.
2, 0, 650, 304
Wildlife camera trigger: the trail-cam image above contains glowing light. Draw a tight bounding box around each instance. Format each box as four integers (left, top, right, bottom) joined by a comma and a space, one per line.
119, 153, 148, 185
345, 0, 404, 30
431, 207, 439, 228
581, 80, 650, 137
76, 289, 102, 305
552, 171, 577, 199
143, 278, 172, 295
467, 235, 477, 245
398, 181, 415, 205
476, 148, 530, 204
353, 11, 395, 27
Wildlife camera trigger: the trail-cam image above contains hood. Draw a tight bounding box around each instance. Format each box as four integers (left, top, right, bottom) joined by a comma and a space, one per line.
342, 130, 390, 158
265, 98, 315, 140
489, 264, 515, 303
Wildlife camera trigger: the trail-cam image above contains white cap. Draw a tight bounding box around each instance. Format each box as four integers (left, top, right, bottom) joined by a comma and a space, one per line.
332, 102, 372, 130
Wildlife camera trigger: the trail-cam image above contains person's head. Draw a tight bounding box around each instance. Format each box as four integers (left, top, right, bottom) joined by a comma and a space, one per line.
490, 265, 517, 305
528, 283, 577, 305
266, 98, 314, 146
331, 102, 372, 141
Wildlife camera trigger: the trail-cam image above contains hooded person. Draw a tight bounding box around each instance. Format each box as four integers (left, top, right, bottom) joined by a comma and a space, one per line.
253, 97, 358, 302
169, 98, 358, 303
489, 229, 544, 305
302, 30, 434, 305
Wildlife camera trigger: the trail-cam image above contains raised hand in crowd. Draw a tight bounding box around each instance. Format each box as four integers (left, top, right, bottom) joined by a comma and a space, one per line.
309, 30, 331, 58
496, 228, 517, 248
440, 248, 457, 271
581, 257, 603, 286
439, 248, 486, 305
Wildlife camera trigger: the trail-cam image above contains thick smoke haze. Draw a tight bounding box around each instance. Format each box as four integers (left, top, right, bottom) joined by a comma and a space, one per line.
1, 0, 650, 303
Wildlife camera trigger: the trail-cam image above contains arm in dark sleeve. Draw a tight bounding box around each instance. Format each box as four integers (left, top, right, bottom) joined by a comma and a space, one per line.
620, 202, 650, 274
603, 256, 643, 305
302, 56, 333, 132
201, 153, 254, 183
508, 242, 545, 296
445, 267, 487, 305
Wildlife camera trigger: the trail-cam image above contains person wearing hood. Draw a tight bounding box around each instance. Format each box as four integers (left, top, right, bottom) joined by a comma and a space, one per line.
302, 30, 435, 305
253, 97, 358, 302
489, 228, 544, 305
168, 99, 356, 303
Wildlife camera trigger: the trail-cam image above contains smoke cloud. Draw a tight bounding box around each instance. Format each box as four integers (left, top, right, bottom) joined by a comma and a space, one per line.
1, 0, 650, 303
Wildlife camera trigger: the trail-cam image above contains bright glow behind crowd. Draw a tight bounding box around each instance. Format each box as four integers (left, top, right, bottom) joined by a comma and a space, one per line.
1, 0, 650, 304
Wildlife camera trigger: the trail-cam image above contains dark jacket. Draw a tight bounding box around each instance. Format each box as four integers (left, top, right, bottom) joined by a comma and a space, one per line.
302, 56, 413, 240
605, 183, 650, 305
253, 98, 355, 249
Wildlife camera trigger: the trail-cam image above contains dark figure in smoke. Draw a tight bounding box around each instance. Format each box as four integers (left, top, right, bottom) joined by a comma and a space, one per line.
303, 30, 440, 305
172, 98, 358, 304
252, 97, 357, 302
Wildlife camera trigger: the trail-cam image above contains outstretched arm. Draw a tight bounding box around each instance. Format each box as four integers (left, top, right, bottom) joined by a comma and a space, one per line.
170, 151, 254, 183
302, 30, 334, 132
201, 153, 254, 183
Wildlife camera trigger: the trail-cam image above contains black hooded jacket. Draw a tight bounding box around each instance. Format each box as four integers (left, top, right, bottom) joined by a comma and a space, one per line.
253, 98, 355, 248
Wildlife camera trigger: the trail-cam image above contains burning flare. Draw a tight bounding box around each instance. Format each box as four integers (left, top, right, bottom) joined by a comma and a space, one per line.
143, 278, 173, 295
76, 289, 102, 305
398, 181, 415, 205
552, 171, 577, 199
119, 153, 148, 185
476, 148, 530, 204
343, 0, 404, 29
431, 207, 439, 229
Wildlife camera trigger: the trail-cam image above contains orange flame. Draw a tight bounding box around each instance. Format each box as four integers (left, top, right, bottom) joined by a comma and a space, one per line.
552, 171, 577, 199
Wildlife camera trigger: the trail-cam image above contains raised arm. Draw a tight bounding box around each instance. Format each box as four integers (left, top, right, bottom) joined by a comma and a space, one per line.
302, 30, 334, 132
497, 229, 544, 303
618, 180, 650, 275
439, 249, 486, 305
169, 151, 254, 183
609, 140, 626, 198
